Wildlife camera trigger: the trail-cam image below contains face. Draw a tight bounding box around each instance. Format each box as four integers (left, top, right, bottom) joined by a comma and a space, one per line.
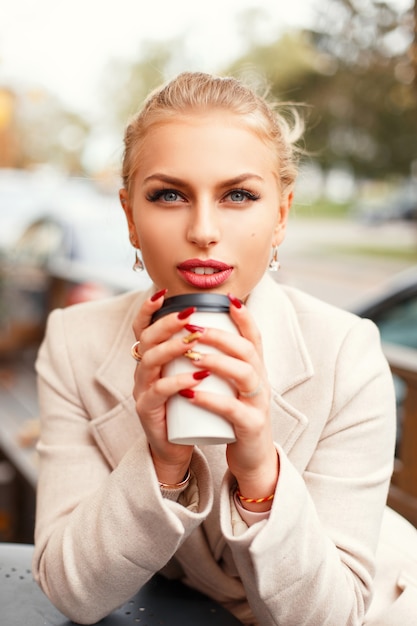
120, 112, 291, 301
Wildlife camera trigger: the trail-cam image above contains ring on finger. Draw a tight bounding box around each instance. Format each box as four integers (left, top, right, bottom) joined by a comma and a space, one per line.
238, 381, 263, 399
131, 340, 144, 362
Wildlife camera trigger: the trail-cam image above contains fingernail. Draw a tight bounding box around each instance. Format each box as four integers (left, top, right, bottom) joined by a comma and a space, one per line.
177, 306, 196, 320
179, 388, 195, 399
228, 293, 242, 309
193, 370, 210, 380
151, 288, 168, 302
184, 323, 205, 333
182, 331, 202, 344
183, 349, 202, 362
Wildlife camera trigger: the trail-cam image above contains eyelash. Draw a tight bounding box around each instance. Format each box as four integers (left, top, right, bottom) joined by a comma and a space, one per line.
146, 188, 183, 203
146, 188, 261, 203
226, 189, 260, 202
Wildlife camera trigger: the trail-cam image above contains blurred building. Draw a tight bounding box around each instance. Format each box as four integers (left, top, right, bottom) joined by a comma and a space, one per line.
0, 88, 20, 168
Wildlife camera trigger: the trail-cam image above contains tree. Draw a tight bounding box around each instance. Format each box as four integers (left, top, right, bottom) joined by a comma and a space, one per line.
226, 2, 417, 180
99, 3, 417, 181
311, 0, 414, 66
102, 38, 188, 132
0, 86, 90, 173
410, 0, 417, 92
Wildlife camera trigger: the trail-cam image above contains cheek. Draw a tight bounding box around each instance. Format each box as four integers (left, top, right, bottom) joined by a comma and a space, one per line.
138, 221, 178, 268
140, 232, 170, 259
237, 218, 276, 248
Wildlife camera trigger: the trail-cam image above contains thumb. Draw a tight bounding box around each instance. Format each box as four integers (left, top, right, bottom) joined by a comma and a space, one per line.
132, 288, 167, 339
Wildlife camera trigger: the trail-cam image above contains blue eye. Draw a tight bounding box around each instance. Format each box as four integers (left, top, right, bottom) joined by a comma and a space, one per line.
162, 190, 180, 202
227, 189, 260, 203
230, 190, 246, 202
147, 189, 182, 203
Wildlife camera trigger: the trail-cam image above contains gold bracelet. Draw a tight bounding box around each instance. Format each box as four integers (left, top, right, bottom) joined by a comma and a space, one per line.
159, 468, 191, 490
236, 489, 274, 504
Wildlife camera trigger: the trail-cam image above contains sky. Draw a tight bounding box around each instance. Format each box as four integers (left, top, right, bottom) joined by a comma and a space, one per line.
0, 0, 317, 118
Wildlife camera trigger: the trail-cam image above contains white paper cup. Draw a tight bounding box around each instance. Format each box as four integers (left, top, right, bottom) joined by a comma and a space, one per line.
152, 294, 238, 445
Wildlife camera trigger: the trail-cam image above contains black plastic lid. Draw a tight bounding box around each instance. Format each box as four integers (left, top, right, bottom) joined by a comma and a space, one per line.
151, 293, 232, 323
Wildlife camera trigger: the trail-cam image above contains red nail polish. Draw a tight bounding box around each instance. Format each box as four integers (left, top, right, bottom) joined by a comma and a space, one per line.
185, 323, 205, 333
177, 306, 196, 320
178, 388, 195, 398
193, 370, 210, 380
151, 288, 168, 302
228, 293, 242, 309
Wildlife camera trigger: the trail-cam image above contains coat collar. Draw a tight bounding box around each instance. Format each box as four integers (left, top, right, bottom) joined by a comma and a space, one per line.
245, 275, 313, 456
246, 274, 314, 395
94, 286, 153, 400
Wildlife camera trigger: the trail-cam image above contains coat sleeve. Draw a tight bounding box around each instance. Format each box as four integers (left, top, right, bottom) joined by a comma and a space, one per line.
220, 318, 396, 626
32, 308, 213, 625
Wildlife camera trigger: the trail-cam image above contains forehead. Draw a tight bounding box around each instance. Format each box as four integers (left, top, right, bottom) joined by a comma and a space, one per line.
135, 112, 277, 175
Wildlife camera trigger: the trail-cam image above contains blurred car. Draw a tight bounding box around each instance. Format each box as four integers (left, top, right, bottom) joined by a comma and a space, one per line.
352, 182, 417, 224
0, 178, 151, 356
351, 265, 417, 448
0, 168, 65, 249
351, 265, 417, 349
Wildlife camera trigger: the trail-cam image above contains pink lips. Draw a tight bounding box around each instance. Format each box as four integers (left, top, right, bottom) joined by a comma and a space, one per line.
177, 258, 233, 289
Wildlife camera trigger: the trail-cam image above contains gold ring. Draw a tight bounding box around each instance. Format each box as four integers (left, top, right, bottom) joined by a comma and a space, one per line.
239, 381, 263, 398
130, 340, 143, 362
183, 349, 202, 362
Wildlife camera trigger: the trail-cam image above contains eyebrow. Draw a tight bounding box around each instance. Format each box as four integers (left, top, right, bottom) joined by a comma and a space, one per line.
143, 173, 265, 186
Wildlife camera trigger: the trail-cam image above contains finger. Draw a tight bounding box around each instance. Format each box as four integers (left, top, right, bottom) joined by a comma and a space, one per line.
132, 289, 168, 339
182, 324, 265, 399
135, 304, 198, 353
134, 330, 206, 389
228, 294, 264, 357
186, 350, 264, 400
193, 327, 260, 364
137, 369, 211, 412
177, 387, 267, 436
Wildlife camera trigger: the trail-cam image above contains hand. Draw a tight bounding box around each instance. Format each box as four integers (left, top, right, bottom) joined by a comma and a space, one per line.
180, 295, 279, 511
130, 290, 208, 485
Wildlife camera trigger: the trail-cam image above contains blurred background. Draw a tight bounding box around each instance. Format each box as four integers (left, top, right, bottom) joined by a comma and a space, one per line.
0, 0, 416, 541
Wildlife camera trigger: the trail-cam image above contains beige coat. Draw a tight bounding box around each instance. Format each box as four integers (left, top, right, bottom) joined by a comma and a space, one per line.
33, 274, 417, 625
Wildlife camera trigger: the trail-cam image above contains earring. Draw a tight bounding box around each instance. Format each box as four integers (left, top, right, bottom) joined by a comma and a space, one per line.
132, 249, 144, 273
268, 246, 280, 272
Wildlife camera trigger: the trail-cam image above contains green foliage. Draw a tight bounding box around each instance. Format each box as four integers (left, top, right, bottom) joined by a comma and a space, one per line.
100, 1, 417, 181
227, 32, 320, 94
287, 58, 417, 178
103, 38, 188, 132
291, 198, 351, 219
225, 1, 417, 180
322, 242, 417, 262
16, 92, 90, 173
311, 0, 410, 65
299, 0, 417, 178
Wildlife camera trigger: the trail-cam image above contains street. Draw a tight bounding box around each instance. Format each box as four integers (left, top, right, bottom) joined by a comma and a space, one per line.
276, 216, 417, 309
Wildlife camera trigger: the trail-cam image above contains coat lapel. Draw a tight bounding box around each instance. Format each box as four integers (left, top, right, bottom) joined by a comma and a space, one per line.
246, 275, 313, 454
246, 274, 314, 395
89, 288, 151, 469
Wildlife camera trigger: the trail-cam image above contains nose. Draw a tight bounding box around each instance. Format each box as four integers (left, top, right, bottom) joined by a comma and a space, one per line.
186, 199, 221, 248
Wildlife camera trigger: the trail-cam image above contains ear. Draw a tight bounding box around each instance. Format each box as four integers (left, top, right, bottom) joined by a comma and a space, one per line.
272, 190, 293, 246
119, 189, 140, 249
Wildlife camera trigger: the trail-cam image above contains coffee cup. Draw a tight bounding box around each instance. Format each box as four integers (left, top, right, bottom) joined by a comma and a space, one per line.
152, 294, 238, 445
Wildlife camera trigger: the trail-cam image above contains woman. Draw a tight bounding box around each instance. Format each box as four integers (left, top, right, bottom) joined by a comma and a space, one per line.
33, 72, 417, 625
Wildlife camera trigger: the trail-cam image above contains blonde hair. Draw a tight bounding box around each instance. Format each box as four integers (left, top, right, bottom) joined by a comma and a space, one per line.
121, 71, 303, 198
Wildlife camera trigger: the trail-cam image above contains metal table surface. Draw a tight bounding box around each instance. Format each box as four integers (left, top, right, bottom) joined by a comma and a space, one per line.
0, 543, 244, 625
